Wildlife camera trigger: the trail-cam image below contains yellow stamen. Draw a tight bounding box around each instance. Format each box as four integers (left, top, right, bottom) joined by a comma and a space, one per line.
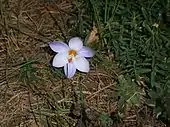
68, 58, 72, 63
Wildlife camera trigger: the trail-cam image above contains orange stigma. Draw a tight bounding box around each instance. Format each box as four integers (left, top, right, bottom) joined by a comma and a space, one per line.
68, 50, 77, 63
69, 50, 77, 56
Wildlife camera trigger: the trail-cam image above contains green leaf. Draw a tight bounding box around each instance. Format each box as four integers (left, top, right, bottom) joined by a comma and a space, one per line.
136, 68, 151, 74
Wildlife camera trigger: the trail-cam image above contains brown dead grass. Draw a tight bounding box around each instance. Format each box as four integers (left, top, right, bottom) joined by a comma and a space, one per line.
0, 0, 167, 126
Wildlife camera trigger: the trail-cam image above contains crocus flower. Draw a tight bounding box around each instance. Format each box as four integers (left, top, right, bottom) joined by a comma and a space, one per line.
49, 37, 94, 78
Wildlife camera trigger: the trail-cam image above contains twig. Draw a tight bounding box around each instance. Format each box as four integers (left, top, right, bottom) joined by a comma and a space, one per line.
86, 82, 116, 100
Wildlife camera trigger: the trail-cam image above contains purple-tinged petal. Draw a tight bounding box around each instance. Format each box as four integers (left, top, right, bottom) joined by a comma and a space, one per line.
49, 41, 69, 53
52, 53, 68, 67
74, 57, 89, 72
78, 46, 95, 58
69, 37, 83, 51
64, 62, 76, 78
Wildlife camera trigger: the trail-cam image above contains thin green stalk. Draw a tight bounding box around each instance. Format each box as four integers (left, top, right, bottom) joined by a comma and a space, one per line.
104, 0, 108, 23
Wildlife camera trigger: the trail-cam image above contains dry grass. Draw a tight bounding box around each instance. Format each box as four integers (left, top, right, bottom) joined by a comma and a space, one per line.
0, 0, 167, 126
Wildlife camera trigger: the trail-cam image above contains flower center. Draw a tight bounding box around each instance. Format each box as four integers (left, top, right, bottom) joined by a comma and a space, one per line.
68, 49, 77, 63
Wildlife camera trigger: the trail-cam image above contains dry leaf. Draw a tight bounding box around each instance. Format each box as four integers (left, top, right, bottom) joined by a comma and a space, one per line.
87, 25, 99, 44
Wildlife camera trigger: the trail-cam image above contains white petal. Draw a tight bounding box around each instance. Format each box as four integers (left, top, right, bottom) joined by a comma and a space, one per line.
64, 62, 76, 78
74, 57, 89, 72
69, 37, 83, 51
52, 53, 68, 67
78, 46, 95, 57
49, 41, 69, 53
